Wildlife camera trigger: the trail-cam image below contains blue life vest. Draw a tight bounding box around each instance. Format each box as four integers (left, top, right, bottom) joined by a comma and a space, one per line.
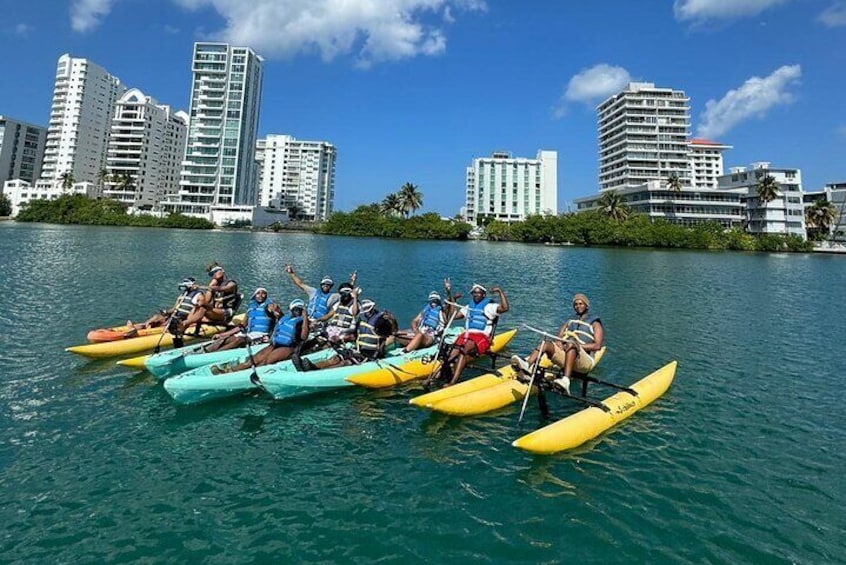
562, 314, 600, 347
308, 288, 332, 319
174, 289, 202, 320
271, 313, 303, 347
465, 297, 494, 333
356, 310, 385, 358
246, 298, 275, 335
420, 303, 444, 332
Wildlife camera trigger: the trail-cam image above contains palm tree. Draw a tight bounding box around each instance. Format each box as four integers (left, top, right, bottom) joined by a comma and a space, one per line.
381, 193, 403, 217
756, 174, 780, 204
805, 199, 838, 239
597, 190, 630, 223
666, 174, 682, 195
97, 168, 109, 188
287, 203, 301, 221
117, 173, 135, 193
60, 171, 74, 191
397, 182, 423, 218
665, 174, 683, 219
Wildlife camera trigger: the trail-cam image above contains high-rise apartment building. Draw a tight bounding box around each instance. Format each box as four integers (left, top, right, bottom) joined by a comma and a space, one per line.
464, 150, 557, 225
41, 53, 125, 184
0, 116, 47, 185
163, 42, 264, 217
103, 88, 188, 209
597, 82, 690, 191
256, 134, 337, 220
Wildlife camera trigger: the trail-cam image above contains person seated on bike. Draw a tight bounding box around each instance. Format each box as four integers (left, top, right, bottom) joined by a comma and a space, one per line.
293, 299, 397, 371
395, 278, 457, 353
206, 287, 279, 353
211, 299, 309, 374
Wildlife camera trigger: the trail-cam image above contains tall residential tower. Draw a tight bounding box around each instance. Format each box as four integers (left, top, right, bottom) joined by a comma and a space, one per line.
163, 42, 264, 217
597, 82, 690, 191
464, 150, 557, 225
41, 53, 125, 184
256, 135, 337, 221
0, 116, 47, 185
104, 89, 188, 209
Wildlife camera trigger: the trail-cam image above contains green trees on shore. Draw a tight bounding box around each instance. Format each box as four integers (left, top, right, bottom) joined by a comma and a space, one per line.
15, 194, 213, 229
319, 205, 472, 239
0, 192, 11, 216
479, 211, 812, 252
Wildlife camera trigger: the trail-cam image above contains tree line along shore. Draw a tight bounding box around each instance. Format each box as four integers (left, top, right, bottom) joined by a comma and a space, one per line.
7, 192, 814, 253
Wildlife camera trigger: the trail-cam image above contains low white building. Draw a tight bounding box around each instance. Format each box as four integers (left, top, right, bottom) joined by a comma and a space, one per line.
717, 162, 806, 239
464, 150, 557, 225
574, 180, 746, 228
804, 182, 846, 241
3, 179, 100, 216
256, 134, 337, 221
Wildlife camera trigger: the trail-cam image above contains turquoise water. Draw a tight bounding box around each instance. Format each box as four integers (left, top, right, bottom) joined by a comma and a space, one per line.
0, 222, 844, 563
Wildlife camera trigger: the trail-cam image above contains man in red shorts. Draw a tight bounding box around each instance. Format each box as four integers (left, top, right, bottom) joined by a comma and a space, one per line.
436, 283, 508, 387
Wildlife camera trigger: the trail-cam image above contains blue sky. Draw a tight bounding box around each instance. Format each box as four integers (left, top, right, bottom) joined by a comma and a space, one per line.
2, 0, 844, 214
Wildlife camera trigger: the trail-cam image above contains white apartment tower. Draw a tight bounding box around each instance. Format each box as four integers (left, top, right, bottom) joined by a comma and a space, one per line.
689, 138, 732, 189
464, 150, 557, 225
0, 116, 47, 185
103, 89, 188, 209
41, 53, 125, 184
256, 135, 337, 221
164, 43, 264, 217
597, 82, 690, 191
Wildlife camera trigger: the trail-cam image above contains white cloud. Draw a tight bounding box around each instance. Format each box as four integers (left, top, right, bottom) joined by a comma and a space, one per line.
674, 0, 788, 23
818, 2, 846, 26
171, 0, 486, 67
70, 0, 119, 33
553, 64, 631, 118
12, 23, 33, 36
697, 65, 801, 139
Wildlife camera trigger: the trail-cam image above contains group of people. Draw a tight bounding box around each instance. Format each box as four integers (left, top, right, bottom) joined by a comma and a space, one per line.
132, 261, 605, 392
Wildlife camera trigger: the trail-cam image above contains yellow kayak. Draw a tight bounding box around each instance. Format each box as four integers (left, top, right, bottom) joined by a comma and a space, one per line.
415, 347, 605, 416
66, 315, 244, 359
347, 329, 517, 388
512, 360, 677, 455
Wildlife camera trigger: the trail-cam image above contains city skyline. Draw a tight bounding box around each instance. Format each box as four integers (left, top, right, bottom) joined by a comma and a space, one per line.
2, 0, 844, 215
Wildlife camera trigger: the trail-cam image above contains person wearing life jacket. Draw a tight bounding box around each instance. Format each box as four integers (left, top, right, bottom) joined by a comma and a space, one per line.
127, 277, 204, 335
433, 283, 509, 387
206, 287, 279, 352
510, 292, 604, 395
293, 299, 397, 371
180, 262, 240, 331
323, 282, 360, 344
285, 265, 358, 326
212, 299, 309, 374
396, 278, 457, 353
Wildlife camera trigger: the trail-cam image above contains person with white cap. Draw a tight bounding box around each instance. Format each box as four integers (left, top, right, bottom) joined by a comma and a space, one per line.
292, 298, 397, 371
396, 278, 457, 352
510, 293, 604, 394
211, 298, 309, 373
179, 262, 241, 332
432, 283, 509, 387
206, 287, 280, 352
126, 277, 204, 334
284, 264, 357, 326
